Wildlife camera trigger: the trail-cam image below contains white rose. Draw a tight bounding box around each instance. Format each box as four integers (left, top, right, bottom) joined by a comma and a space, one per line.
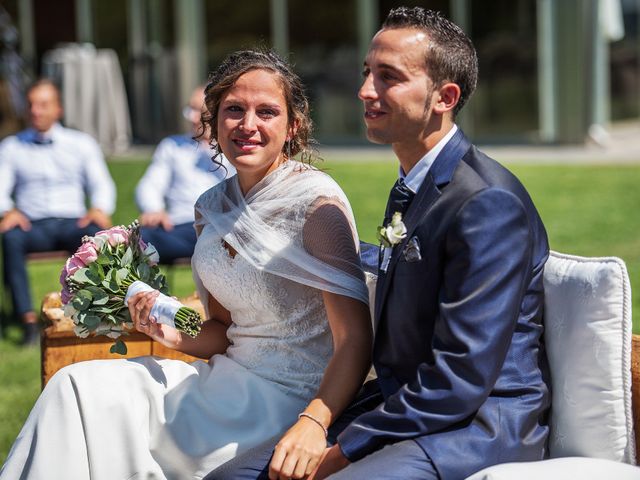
93, 233, 110, 249
385, 212, 407, 245
144, 243, 160, 265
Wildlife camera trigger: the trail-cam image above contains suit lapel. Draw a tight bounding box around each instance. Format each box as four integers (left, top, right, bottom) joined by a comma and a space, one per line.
374, 129, 472, 324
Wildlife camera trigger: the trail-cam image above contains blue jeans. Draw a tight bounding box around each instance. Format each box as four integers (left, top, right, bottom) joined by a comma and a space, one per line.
140, 223, 197, 265
2, 218, 100, 316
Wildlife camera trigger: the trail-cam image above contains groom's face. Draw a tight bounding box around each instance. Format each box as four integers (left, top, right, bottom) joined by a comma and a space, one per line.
359, 28, 438, 148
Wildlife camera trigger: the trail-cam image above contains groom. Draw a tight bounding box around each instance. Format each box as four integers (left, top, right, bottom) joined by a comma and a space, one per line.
210, 6, 550, 480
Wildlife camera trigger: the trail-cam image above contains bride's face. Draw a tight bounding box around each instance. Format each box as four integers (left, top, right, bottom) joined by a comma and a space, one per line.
217, 69, 290, 190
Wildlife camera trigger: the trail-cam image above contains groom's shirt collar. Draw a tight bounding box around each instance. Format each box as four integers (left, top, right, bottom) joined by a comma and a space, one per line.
399, 124, 458, 194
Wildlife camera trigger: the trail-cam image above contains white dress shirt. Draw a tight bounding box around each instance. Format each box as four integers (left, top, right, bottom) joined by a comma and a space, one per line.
0, 123, 116, 219
400, 124, 459, 193
135, 135, 236, 225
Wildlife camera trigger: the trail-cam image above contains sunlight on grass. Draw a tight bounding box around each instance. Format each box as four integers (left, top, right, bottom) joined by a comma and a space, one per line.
0, 332, 40, 462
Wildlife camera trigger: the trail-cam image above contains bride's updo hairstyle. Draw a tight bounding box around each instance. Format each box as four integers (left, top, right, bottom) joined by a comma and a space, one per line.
203, 49, 317, 165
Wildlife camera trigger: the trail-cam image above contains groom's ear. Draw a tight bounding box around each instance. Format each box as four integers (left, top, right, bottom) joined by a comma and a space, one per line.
432, 82, 461, 116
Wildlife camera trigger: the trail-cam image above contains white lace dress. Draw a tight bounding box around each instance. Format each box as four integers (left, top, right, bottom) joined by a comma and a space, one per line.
0, 164, 370, 480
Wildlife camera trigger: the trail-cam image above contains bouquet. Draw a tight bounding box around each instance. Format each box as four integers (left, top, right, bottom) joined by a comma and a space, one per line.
59, 220, 202, 354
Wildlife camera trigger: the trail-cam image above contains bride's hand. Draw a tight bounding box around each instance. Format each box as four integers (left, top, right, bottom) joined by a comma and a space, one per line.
127, 291, 181, 348
269, 417, 328, 480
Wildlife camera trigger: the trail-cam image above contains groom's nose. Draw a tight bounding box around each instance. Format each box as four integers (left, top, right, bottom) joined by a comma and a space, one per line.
359, 73, 378, 102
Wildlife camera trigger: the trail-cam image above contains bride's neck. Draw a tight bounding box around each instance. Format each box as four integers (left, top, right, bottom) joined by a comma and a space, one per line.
237, 155, 286, 196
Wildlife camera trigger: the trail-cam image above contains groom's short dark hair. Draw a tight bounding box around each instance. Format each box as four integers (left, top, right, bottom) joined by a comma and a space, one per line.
383, 7, 478, 116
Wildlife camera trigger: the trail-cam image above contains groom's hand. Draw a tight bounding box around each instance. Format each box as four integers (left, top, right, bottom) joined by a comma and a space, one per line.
307, 444, 350, 480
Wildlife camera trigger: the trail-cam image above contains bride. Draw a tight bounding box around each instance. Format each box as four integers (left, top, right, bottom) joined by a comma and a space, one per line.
0, 50, 372, 480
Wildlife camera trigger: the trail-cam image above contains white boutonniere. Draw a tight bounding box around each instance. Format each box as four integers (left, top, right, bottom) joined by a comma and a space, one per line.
377, 212, 407, 248
377, 212, 407, 273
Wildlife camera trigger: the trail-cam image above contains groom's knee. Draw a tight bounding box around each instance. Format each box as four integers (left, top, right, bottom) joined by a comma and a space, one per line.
204, 439, 276, 480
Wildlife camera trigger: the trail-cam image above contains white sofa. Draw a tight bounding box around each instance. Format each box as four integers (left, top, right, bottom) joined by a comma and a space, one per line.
467, 251, 639, 478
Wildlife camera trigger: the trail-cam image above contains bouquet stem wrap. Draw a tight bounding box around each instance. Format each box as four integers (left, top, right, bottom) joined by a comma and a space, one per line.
124, 281, 201, 337
125, 280, 180, 328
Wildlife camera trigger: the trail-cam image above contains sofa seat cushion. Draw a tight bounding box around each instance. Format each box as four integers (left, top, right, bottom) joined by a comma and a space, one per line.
466, 457, 640, 479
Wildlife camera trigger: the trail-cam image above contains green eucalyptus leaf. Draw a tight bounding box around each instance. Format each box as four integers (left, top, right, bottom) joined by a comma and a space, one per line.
71, 289, 93, 311
96, 254, 111, 266
83, 314, 101, 330
136, 263, 151, 282
85, 287, 109, 305
89, 305, 115, 314
110, 339, 127, 355
70, 268, 96, 286
105, 269, 120, 292
116, 268, 130, 285
149, 271, 167, 291
114, 310, 132, 323
121, 247, 133, 266
89, 261, 105, 279
101, 277, 119, 293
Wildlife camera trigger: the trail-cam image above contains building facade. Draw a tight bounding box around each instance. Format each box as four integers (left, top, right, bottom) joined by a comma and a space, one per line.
1, 0, 639, 146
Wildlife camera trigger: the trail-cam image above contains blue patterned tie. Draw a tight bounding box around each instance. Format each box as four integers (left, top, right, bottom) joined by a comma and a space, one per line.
383, 177, 415, 225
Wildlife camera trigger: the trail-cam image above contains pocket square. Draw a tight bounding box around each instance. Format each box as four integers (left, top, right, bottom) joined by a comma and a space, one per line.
402, 236, 422, 262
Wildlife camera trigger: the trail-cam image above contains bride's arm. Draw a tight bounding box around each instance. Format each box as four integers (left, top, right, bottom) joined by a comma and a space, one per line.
269, 199, 373, 480
270, 292, 372, 480
128, 290, 232, 359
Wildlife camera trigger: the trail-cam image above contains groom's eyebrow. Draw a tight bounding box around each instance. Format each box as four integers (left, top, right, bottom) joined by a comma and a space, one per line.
366, 61, 403, 74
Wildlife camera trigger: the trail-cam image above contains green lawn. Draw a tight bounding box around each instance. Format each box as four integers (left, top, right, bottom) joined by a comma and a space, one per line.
1, 158, 638, 463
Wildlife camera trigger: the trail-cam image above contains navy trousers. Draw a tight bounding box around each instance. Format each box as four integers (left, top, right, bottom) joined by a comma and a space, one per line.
140, 223, 197, 265
2, 218, 100, 315
206, 381, 439, 480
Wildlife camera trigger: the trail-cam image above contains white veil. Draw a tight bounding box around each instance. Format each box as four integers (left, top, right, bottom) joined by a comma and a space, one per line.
193, 161, 369, 313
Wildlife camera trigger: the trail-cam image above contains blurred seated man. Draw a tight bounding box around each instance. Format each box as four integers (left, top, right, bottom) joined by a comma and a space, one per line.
135, 85, 235, 264
0, 78, 115, 345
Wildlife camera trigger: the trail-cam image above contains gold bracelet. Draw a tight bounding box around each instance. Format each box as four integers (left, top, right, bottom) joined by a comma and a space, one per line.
298, 412, 329, 438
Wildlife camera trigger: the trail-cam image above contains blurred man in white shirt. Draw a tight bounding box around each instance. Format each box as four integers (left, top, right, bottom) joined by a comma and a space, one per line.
0, 79, 115, 345
135, 86, 234, 264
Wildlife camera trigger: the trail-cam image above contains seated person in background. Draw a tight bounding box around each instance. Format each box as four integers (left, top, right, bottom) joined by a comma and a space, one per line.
135, 85, 236, 264
0, 78, 115, 345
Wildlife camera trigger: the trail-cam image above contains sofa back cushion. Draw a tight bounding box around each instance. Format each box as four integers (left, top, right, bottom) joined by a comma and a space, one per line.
543, 251, 635, 463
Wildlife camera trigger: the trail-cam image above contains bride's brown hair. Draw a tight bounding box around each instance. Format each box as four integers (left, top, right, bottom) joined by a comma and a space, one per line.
202, 49, 317, 167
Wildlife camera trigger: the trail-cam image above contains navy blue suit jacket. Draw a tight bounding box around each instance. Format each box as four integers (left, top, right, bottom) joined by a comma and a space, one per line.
339, 130, 551, 479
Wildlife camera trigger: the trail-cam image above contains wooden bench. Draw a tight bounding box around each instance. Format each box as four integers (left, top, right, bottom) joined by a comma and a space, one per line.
633, 336, 640, 463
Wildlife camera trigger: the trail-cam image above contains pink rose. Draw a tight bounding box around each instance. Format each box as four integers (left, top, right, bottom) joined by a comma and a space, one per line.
138, 237, 148, 251
96, 226, 129, 247
75, 242, 99, 265
64, 256, 85, 276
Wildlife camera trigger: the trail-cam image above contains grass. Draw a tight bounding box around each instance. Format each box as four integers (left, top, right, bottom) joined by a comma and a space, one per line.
1, 158, 639, 463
